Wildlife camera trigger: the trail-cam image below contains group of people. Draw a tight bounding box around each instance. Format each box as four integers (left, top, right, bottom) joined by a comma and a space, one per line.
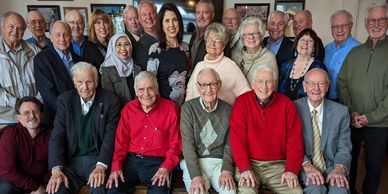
0, 0, 387, 194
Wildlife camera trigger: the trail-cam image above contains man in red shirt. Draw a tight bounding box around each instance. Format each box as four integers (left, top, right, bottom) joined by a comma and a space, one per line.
107, 71, 182, 194
230, 64, 304, 194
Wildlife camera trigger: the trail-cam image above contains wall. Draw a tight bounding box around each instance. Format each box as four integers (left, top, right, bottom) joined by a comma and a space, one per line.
1, 0, 381, 44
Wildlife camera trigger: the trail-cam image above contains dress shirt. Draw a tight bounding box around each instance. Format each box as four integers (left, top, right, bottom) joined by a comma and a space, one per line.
307, 100, 324, 135
71, 38, 85, 56
111, 97, 181, 172
265, 36, 283, 55
54, 48, 74, 71
26, 36, 52, 49
80, 95, 95, 115
324, 36, 360, 99
199, 97, 218, 113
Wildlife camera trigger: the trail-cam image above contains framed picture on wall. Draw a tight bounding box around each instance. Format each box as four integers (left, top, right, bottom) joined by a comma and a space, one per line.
27, 5, 61, 32
63, 7, 88, 34
275, 1, 304, 13
90, 4, 126, 15
234, 3, 270, 22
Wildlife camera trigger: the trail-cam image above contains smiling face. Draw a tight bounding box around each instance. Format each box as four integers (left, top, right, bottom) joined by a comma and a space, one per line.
222, 9, 240, 35
331, 12, 352, 47
139, 3, 157, 33
293, 11, 312, 36
115, 36, 132, 60
365, 6, 388, 43
267, 13, 286, 42
296, 34, 315, 57
205, 32, 225, 59
66, 10, 85, 40
242, 24, 262, 52
94, 19, 109, 41
74, 69, 98, 102
27, 11, 47, 38
135, 78, 158, 111
303, 69, 329, 106
162, 10, 179, 41
17, 101, 42, 131
252, 69, 275, 102
195, 2, 214, 29
124, 8, 140, 34
197, 70, 221, 106
50, 22, 71, 52
2, 14, 25, 47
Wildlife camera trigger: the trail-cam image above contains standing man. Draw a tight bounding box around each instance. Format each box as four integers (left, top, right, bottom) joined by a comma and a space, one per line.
135, 1, 158, 70
0, 97, 51, 194
264, 10, 294, 68
26, 10, 53, 49
295, 69, 351, 194
293, 10, 325, 61
123, 4, 141, 62
337, 2, 388, 194
34, 21, 82, 126
222, 8, 241, 51
324, 10, 360, 101
0, 11, 41, 127
46, 62, 120, 194
107, 71, 181, 194
65, 9, 88, 57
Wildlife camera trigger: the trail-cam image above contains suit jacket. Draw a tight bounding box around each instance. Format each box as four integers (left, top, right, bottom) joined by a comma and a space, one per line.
34, 47, 82, 126
48, 88, 120, 169
263, 36, 294, 68
82, 41, 105, 71
294, 97, 352, 175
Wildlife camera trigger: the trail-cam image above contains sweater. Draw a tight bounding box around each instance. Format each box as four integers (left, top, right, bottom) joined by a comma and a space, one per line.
337, 37, 388, 127
180, 98, 234, 179
230, 91, 304, 175
185, 53, 251, 105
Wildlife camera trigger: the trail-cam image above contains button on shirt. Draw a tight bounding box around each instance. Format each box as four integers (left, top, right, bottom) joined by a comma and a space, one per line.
266, 36, 283, 55
324, 36, 360, 99
111, 97, 182, 172
307, 100, 324, 135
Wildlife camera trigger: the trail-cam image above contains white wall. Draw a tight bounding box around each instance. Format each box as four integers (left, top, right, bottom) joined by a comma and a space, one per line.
1, 0, 380, 44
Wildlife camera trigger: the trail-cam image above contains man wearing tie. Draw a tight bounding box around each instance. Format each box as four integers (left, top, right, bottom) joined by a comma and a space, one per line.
295, 68, 351, 194
34, 21, 82, 126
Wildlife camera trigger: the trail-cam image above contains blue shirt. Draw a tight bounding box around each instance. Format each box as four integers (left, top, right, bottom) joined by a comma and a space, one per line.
324, 36, 360, 100
54, 48, 74, 72
265, 36, 283, 55
26, 36, 52, 49
71, 36, 87, 56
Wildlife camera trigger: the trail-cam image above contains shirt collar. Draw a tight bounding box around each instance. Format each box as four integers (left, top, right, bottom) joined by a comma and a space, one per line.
2, 38, 22, 53
80, 94, 95, 106
268, 36, 284, 46
198, 97, 218, 113
334, 35, 353, 49
307, 99, 324, 116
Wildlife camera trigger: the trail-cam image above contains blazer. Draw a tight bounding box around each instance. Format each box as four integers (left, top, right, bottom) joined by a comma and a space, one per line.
34, 47, 82, 126
48, 88, 120, 169
82, 41, 106, 71
263, 36, 294, 68
294, 97, 352, 175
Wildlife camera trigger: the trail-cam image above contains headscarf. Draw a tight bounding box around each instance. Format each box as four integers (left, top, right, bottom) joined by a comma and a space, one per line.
101, 32, 134, 77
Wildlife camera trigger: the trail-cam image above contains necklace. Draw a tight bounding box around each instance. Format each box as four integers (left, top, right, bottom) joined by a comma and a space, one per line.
289, 58, 312, 91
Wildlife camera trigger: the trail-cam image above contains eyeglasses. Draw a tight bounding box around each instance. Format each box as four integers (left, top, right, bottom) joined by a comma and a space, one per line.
19, 110, 41, 117
53, 32, 70, 39
254, 79, 274, 85
304, 81, 328, 88
331, 23, 352, 30
67, 21, 84, 26
29, 19, 46, 26
125, 17, 139, 21
366, 17, 388, 25
206, 39, 224, 46
223, 17, 239, 22
243, 32, 260, 38
197, 81, 219, 90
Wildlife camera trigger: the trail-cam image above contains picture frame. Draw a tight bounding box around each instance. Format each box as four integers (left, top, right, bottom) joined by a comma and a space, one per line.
275, 1, 305, 13
27, 5, 61, 32
234, 3, 270, 22
90, 4, 126, 15
63, 7, 88, 34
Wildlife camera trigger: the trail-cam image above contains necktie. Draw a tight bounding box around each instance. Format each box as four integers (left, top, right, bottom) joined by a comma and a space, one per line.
311, 109, 326, 172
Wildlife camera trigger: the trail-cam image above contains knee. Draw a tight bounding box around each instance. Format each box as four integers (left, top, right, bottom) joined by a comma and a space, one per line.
328, 185, 349, 194
303, 184, 326, 194
237, 186, 257, 194
147, 186, 169, 194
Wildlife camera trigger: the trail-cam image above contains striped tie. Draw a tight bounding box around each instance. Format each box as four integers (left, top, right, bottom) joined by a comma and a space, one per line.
311, 109, 326, 172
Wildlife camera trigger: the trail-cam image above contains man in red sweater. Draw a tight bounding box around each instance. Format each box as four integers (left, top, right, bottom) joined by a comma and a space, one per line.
0, 96, 51, 194
230, 64, 304, 194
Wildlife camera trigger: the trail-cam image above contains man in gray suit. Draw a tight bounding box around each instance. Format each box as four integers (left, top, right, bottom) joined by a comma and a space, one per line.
295, 68, 351, 194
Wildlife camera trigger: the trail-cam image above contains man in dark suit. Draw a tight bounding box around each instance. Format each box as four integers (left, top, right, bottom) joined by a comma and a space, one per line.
123, 5, 141, 64
263, 10, 293, 68
45, 62, 120, 194
34, 21, 82, 126
295, 68, 351, 194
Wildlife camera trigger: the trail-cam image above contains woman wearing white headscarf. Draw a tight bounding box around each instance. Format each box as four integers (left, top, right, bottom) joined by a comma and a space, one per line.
100, 32, 141, 108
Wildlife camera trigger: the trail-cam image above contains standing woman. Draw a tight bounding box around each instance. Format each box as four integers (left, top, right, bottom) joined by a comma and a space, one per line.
100, 32, 141, 108
231, 17, 277, 85
146, 3, 190, 106
83, 9, 115, 71
278, 28, 327, 100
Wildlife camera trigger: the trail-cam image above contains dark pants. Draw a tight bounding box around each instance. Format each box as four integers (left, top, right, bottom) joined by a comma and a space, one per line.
55, 155, 108, 194
108, 153, 169, 194
0, 178, 29, 194
349, 126, 388, 194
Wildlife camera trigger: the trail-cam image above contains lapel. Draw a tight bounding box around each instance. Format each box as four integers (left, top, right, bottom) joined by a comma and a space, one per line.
21, 41, 35, 68
301, 98, 314, 150
321, 100, 332, 150
92, 90, 103, 137
70, 92, 81, 147
49, 48, 73, 83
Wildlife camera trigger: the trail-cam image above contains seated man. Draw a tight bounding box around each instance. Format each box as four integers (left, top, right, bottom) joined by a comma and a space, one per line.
46, 62, 120, 194
295, 68, 351, 194
180, 68, 235, 194
107, 71, 181, 194
0, 96, 51, 194
230, 64, 304, 194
